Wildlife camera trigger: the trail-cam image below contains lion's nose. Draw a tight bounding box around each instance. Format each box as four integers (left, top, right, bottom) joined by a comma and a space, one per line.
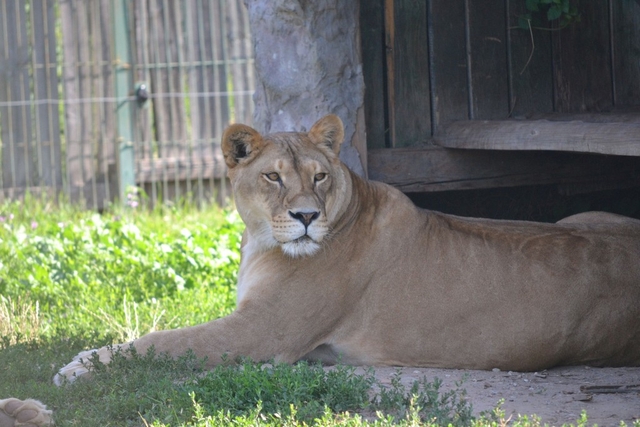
289, 210, 320, 227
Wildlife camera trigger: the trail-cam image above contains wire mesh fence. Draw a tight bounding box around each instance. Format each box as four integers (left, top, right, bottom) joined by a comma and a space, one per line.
0, 0, 254, 210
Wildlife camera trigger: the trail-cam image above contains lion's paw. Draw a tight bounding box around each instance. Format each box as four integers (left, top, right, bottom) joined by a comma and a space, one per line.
53, 345, 120, 386
0, 398, 53, 427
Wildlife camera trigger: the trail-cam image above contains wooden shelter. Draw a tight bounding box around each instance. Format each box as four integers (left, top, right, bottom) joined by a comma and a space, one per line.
359, 0, 640, 199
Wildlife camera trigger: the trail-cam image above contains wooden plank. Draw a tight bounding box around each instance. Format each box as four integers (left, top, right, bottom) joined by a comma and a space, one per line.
31, 0, 63, 189
94, 0, 116, 185
360, 0, 387, 149
552, 1, 612, 112
384, 0, 396, 147
368, 146, 640, 193
135, 154, 226, 183
467, 0, 510, 119
147, 0, 187, 158
610, 1, 640, 106
434, 119, 640, 157
139, 178, 231, 208
389, 0, 431, 146
0, 0, 34, 188
182, 0, 205, 203
0, 185, 57, 202
166, 0, 190, 198
1, 183, 110, 208
507, 0, 553, 117
527, 111, 640, 123
60, 0, 94, 188
186, 0, 228, 142
207, 1, 231, 136
132, 0, 153, 160
430, 0, 469, 131
227, 0, 254, 125
58, 0, 116, 207
186, 0, 232, 203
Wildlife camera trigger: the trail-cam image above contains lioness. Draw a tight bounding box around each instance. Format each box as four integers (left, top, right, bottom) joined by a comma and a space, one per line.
3, 114, 640, 426
53, 114, 639, 385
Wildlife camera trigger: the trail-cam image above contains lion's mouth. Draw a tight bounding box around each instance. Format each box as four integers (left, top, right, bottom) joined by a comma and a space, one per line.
281, 235, 321, 258
276, 234, 313, 245
292, 235, 313, 243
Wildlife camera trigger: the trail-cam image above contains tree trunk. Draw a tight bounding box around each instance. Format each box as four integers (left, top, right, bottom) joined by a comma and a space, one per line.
244, 0, 366, 176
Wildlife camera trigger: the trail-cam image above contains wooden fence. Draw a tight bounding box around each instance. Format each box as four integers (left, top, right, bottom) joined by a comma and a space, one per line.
0, 0, 254, 209
361, 0, 640, 149
361, 0, 640, 195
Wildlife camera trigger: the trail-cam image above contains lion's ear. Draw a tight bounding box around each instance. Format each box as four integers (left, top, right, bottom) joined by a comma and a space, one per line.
308, 115, 344, 155
221, 124, 263, 168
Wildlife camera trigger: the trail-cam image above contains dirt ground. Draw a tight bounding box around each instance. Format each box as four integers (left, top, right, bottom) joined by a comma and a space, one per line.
358, 366, 640, 426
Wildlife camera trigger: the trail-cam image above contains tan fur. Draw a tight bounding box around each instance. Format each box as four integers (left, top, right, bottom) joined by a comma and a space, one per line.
55, 115, 640, 384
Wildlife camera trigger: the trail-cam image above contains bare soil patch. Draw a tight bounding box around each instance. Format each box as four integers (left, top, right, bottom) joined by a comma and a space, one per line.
358, 366, 640, 426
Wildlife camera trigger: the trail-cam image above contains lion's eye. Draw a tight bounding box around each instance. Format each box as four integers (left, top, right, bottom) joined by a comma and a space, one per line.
314, 173, 327, 183
264, 172, 281, 182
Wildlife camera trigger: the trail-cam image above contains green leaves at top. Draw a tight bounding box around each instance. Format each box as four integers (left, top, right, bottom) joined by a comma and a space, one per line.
518, 0, 581, 30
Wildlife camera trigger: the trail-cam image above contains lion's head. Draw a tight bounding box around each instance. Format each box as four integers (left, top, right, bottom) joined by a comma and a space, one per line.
221, 115, 352, 258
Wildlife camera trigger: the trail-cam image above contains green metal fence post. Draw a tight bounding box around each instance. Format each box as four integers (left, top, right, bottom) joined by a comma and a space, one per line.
113, 0, 135, 205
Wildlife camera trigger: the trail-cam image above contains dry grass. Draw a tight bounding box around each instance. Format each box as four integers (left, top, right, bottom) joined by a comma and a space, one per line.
0, 295, 42, 344
82, 295, 169, 343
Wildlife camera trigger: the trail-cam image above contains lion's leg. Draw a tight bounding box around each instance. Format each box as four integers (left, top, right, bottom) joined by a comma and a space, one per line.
54, 304, 325, 384
0, 398, 53, 427
53, 344, 127, 386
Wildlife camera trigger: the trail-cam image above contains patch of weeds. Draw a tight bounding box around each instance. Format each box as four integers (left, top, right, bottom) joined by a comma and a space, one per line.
152, 391, 482, 427
478, 398, 504, 425
373, 369, 474, 426
186, 360, 374, 422
53, 346, 207, 426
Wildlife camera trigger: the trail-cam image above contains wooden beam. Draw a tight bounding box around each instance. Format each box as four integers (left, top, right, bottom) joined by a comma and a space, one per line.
383, 0, 396, 147
135, 156, 226, 183
0, 184, 112, 210
360, 0, 387, 150
367, 146, 640, 193
434, 120, 640, 157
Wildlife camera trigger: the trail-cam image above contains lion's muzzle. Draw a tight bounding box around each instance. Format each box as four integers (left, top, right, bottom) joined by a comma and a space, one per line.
289, 210, 320, 228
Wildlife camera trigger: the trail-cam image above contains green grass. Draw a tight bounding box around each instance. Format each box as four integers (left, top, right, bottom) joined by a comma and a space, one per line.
0, 197, 634, 426
0, 197, 242, 342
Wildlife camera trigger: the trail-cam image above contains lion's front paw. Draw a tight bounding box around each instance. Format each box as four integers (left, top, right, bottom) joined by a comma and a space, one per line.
53, 345, 121, 386
0, 398, 53, 427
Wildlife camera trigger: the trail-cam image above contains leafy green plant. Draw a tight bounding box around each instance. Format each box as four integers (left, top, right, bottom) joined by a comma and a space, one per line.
187, 360, 374, 422
62, 346, 207, 425
374, 370, 473, 426
0, 199, 243, 342
518, 0, 581, 30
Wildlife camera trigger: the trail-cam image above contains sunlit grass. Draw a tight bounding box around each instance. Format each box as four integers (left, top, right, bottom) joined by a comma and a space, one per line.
0, 196, 243, 342
0, 295, 42, 345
